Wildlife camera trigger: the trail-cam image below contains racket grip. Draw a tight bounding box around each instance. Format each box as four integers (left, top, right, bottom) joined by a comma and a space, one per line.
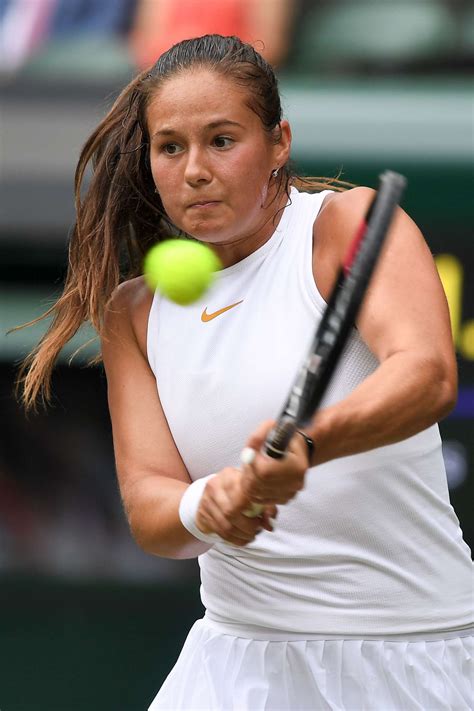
264, 417, 297, 459
243, 502, 264, 518
242, 419, 297, 518
241, 448, 264, 518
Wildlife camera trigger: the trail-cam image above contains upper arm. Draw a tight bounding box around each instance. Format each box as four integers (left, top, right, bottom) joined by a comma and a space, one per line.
101, 279, 191, 508
313, 187, 457, 385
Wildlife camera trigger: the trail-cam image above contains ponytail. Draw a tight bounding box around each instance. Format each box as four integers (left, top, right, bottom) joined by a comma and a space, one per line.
16, 69, 168, 411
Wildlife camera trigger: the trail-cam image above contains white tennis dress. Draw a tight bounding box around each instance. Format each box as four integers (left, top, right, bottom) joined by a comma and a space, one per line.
147, 188, 473, 710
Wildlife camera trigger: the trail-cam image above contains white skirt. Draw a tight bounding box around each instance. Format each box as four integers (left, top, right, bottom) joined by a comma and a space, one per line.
149, 618, 473, 711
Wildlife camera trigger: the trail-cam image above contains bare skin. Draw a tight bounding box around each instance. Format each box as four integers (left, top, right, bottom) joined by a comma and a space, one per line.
101, 68, 456, 557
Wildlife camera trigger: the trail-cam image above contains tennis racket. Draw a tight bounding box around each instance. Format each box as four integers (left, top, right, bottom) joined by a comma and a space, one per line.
243, 170, 406, 517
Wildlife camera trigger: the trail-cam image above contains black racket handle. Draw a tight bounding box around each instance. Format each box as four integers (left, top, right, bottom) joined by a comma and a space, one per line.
264, 417, 297, 459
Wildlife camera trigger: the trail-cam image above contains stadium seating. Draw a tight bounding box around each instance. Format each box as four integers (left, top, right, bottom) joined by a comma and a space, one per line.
290, 0, 458, 71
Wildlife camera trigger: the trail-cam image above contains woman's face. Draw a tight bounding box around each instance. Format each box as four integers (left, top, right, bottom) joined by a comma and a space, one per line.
146, 68, 291, 263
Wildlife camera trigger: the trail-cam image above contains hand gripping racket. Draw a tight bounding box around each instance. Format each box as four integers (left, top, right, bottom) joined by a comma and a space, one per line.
243, 170, 407, 517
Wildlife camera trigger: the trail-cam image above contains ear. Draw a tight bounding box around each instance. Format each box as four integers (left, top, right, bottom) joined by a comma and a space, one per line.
273, 119, 292, 167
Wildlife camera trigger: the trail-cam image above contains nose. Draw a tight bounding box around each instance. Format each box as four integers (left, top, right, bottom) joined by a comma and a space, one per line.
184, 146, 212, 186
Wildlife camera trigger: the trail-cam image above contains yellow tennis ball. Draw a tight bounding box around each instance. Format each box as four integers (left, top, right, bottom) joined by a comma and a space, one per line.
143, 239, 222, 305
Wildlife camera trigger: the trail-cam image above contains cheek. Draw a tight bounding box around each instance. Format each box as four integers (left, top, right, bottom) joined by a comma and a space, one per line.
149, 154, 170, 191
225, 146, 272, 199
149, 158, 181, 214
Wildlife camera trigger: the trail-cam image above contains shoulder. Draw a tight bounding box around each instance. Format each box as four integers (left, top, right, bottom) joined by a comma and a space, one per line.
315, 186, 376, 243
315, 184, 423, 257
312, 187, 376, 300
104, 276, 152, 327
102, 276, 153, 359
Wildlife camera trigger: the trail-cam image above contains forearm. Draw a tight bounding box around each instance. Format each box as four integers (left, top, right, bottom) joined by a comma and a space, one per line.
123, 474, 212, 560
308, 351, 456, 465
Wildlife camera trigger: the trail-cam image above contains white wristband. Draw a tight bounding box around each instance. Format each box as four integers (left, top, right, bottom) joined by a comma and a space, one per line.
179, 474, 222, 545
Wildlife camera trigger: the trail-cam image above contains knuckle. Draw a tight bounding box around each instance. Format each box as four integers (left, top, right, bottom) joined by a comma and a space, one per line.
248, 486, 263, 501
196, 517, 208, 534
206, 478, 218, 495
233, 538, 248, 547
222, 521, 236, 537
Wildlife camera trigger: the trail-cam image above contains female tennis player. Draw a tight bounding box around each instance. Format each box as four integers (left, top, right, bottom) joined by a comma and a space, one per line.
19, 35, 472, 710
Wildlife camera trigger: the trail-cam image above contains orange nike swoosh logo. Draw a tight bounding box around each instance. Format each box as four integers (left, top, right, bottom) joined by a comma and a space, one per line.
201, 300, 243, 322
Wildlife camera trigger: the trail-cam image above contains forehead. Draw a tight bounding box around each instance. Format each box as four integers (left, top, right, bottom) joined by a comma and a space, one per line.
146, 68, 258, 131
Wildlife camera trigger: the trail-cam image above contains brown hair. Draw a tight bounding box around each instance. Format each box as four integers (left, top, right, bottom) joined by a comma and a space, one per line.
16, 34, 350, 411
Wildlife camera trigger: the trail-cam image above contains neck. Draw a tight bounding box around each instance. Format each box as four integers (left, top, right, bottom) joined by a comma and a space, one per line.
212, 187, 289, 268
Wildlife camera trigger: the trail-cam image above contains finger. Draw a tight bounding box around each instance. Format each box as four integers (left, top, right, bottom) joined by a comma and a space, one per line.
261, 511, 275, 532
225, 503, 266, 537
240, 447, 267, 513
288, 432, 311, 463
264, 504, 278, 519
234, 514, 266, 539
241, 445, 277, 501
245, 419, 277, 454
204, 487, 259, 542
203, 506, 256, 544
240, 447, 263, 510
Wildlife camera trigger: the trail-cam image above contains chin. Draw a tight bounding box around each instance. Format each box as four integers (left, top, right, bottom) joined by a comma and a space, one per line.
185, 222, 230, 244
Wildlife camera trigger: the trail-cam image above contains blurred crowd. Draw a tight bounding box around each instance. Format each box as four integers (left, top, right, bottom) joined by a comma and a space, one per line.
0, 365, 195, 581
0, 0, 294, 74
0, 0, 472, 78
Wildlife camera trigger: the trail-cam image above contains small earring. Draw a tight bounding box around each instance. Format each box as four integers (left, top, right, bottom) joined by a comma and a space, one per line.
271, 168, 279, 178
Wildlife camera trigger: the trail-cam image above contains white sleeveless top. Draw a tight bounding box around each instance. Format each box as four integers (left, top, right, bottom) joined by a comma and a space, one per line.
147, 188, 473, 637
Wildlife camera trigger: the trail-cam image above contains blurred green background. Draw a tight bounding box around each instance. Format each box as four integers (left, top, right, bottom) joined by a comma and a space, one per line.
1, 1, 473, 709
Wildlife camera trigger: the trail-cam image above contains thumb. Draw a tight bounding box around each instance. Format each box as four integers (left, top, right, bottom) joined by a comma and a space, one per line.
245, 419, 277, 456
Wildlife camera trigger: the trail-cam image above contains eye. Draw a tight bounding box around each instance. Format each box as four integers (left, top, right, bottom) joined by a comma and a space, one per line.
213, 136, 234, 149
162, 143, 183, 155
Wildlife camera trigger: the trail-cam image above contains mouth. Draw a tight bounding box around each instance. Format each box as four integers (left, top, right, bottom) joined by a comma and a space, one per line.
188, 200, 221, 209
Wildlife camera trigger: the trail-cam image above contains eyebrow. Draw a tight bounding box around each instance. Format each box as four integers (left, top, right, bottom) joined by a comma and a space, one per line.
152, 119, 244, 138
